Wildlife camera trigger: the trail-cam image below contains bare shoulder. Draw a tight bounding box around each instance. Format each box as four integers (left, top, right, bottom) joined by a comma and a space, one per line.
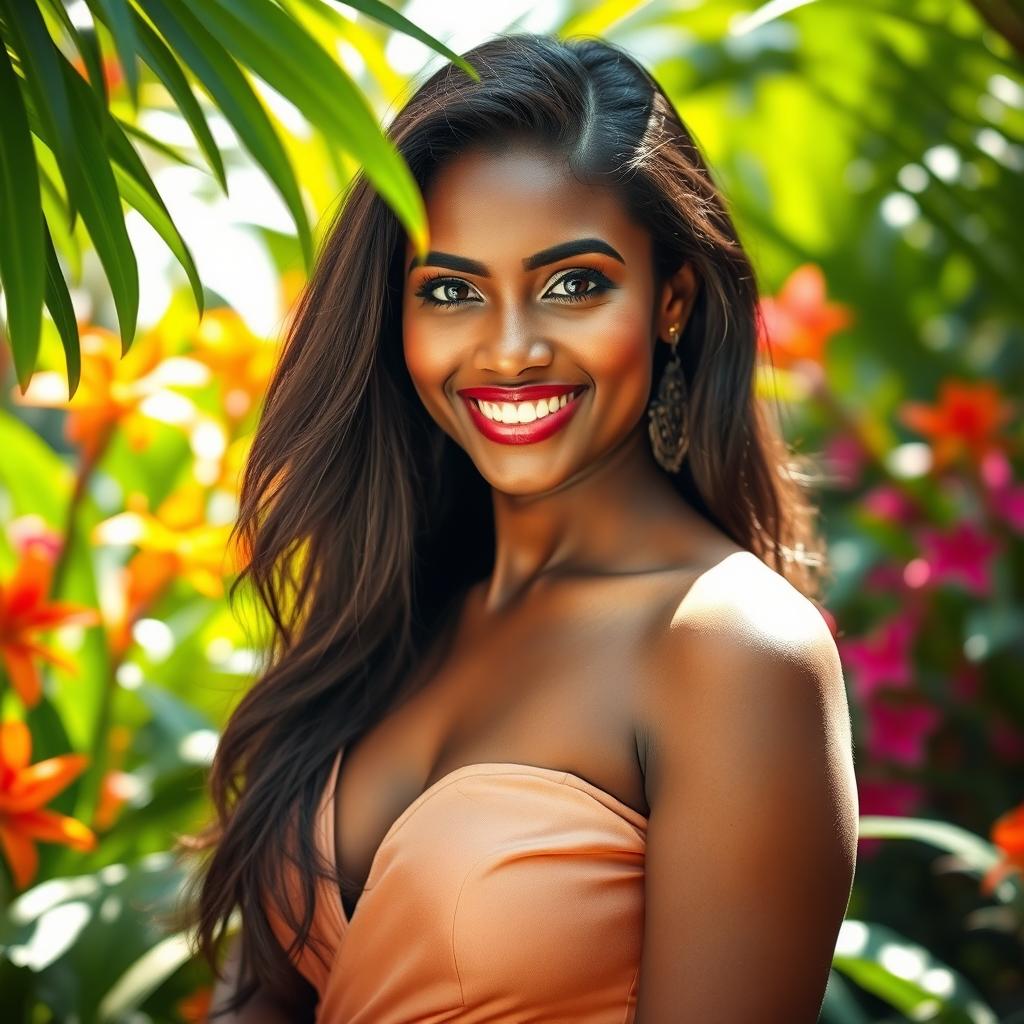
663, 549, 836, 655
637, 550, 854, 809
632, 551, 860, 1022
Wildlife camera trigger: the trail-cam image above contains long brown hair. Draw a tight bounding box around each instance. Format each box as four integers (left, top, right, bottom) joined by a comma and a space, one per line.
179, 31, 828, 1016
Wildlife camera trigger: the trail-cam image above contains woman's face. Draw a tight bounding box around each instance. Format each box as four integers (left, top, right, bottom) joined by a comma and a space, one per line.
402, 144, 675, 496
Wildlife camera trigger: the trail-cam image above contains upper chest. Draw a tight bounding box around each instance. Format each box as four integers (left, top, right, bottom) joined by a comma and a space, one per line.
332, 570, 697, 908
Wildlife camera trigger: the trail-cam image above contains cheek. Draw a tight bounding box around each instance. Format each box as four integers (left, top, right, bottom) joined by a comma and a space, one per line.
582, 300, 654, 410
402, 316, 456, 418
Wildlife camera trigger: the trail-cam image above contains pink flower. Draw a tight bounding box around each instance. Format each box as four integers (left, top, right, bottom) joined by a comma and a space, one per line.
860, 485, 920, 526
857, 775, 926, 817
979, 450, 1024, 533
916, 521, 1001, 597
863, 562, 906, 592
865, 698, 942, 767
823, 432, 868, 490
7, 517, 63, 561
839, 614, 917, 701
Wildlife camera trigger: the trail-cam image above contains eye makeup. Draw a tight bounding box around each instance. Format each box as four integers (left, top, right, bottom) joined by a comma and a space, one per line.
413, 267, 617, 309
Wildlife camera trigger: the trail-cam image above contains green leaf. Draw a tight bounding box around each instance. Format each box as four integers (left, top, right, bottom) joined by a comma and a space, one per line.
0, 0, 81, 223
0, 31, 45, 391
142, 0, 314, 267
38, 0, 105, 116
0, 409, 72, 526
857, 815, 1001, 873
70, 18, 109, 113
194, 0, 428, 257
57, 54, 140, 357
832, 919, 995, 1019
819, 969, 873, 1024
99, 109, 205, 318
84, 0, 141, 107
98, 931, 195, 1020
316, 0, 480, 82
134, 683, 216, 778
0, 853, 189, 1021
38, 156, 81, 280
124, 7, 228, 192
42, 221, 82, 400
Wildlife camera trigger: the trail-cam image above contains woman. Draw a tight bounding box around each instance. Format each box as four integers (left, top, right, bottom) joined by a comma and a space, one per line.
185, 31, 859, 1024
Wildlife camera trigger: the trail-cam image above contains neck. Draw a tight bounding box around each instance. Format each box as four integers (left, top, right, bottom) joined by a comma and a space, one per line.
481, 421, 704, 613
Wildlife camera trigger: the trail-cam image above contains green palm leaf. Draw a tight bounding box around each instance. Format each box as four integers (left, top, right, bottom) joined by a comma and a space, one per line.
322, 0, 480, 81
120, 6, 228, 191
1, 0, 454, 393
0, 30, 44, 390
56, 55, 140, 360
41, 221, 82, 399
84, 0, 141, 107
140, 0, 315, 267
190, 0, 428, 257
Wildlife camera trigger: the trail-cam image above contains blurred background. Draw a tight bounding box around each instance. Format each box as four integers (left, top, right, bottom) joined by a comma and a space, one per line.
0, 1, 1022, 1021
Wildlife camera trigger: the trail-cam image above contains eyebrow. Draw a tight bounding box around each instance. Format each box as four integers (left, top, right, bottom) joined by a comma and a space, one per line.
406, 237, 625, 278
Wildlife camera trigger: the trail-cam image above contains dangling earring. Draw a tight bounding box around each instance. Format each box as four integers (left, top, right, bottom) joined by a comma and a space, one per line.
647, 322, 690, 473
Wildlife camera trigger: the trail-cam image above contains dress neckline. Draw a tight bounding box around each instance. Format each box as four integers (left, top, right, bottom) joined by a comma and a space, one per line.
323, 747, 648, 928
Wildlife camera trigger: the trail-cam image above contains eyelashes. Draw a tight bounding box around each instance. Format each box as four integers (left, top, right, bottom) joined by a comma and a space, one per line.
413, 267, 616, 309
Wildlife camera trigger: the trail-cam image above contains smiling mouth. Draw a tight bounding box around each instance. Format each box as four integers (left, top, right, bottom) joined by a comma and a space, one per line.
458, 385, 588, 446
468, 385, 586, 425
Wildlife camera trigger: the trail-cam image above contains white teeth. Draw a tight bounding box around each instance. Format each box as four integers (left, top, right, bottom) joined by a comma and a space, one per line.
475, 389, 581, 424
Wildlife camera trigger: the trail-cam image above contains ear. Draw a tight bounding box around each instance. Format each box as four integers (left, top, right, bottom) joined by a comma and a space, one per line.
654, 261, 700, 346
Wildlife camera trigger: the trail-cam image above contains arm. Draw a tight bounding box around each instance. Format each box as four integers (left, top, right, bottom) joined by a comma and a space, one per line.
209, 932, 315, 1023
635, 572, 859, 1023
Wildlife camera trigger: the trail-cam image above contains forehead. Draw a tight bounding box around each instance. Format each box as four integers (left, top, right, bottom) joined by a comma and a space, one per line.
404, 144, 649, 268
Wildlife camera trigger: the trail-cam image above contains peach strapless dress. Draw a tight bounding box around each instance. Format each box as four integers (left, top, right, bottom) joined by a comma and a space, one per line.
267, 746, 648, 1023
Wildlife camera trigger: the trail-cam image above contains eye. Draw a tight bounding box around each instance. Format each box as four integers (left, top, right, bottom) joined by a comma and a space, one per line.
414, 275, 482, 308
543, 268, 615, 303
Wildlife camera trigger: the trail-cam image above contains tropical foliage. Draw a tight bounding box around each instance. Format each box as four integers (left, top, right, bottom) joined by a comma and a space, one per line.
0, 1, 1022, 1021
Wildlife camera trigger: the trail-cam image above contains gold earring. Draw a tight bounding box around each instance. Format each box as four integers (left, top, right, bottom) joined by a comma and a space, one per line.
647, 321, 690, 473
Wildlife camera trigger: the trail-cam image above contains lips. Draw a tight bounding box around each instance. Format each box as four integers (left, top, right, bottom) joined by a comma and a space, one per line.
458, 384, 587, 446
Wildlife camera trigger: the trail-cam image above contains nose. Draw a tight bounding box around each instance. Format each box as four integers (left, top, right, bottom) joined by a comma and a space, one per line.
472, 308, 554, 377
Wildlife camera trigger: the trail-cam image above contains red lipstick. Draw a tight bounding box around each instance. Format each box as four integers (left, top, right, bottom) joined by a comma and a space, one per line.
456, 384, 587, 446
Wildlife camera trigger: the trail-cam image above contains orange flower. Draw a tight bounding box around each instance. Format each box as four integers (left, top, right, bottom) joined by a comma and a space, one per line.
188, 308, 277, 423
900, 378, 1015, 471
981, 800, 1024, 897
0, 540, 101, 708
0, 720, 96, 889
12, 326, 210, 463
756, 264, 853, 369
177, 983, 213, 1023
